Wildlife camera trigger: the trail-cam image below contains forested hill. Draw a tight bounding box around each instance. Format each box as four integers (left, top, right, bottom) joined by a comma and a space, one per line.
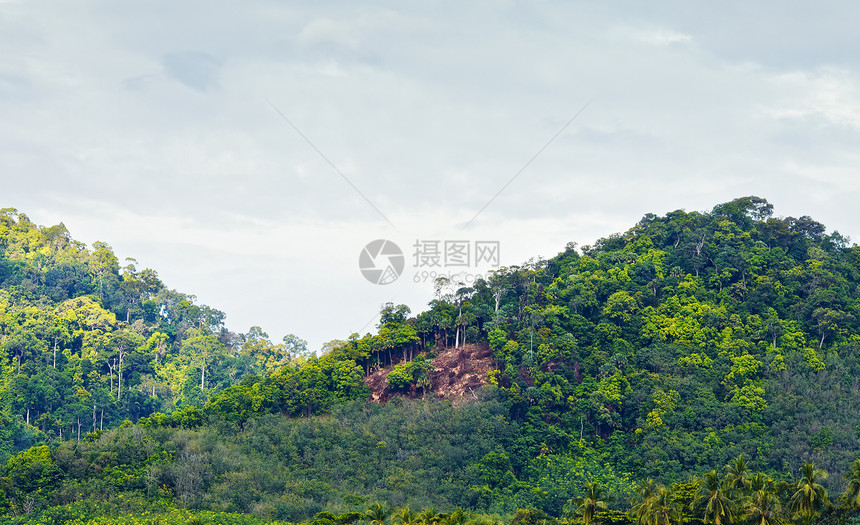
3, 197, 860, 524
0, 208, 307, 454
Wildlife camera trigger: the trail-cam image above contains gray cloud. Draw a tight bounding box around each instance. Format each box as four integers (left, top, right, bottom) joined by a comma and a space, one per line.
162, 51, 222, 91
3, 0, 860, 349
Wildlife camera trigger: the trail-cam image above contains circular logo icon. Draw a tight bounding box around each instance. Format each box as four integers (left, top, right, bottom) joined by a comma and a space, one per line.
359, 239, 404, 285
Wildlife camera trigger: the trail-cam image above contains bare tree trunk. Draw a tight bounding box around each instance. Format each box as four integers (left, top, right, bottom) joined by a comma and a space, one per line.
695, 234, 705, 255
530, 324, 534, 357
118, 351, 124, 401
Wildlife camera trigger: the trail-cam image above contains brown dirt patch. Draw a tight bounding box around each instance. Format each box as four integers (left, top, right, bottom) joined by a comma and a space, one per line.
364, 343, 497, 404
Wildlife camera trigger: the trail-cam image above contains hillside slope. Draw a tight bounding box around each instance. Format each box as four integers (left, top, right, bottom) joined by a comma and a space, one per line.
0, 209, 295, 459
4, 196, 860, 523
364, 343, 494, 403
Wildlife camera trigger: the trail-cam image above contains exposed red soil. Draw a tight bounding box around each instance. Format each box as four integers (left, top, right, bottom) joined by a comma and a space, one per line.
365, 343, 497, 404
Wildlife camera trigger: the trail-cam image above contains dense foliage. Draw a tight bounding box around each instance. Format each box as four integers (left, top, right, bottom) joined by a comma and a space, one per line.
0, 208, 309, 455
2, 197, 860, 524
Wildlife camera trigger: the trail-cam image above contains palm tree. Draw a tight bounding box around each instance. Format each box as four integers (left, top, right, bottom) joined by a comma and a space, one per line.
442, 508, 469, 525
465, 515, 502, 525
790, 462, 829, 525
725, 455, 751, 493
367, 502, 389, 525
633, 485, 680, 525
694, 470, 737, 525
419, 506, 442, 525
393, 505, 418, 525
744, 489, 783, 525
466, 515, 505, 525
748, 472, 769, 493
631, 479, 659, 525
571, 481, 610, 525
844, 459, 860, 510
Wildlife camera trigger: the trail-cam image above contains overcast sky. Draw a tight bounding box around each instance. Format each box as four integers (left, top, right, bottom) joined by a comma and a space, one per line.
3, 1, 860, 351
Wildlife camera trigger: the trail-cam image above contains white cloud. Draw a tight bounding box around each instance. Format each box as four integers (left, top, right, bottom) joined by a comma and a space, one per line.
766, 67, 860, 128
4, 1, 860, 349
298, 10, 422, 49
614, 25, 693, 46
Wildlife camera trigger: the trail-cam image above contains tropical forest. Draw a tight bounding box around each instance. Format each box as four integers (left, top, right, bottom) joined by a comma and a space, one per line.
1, 197, 859, 525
